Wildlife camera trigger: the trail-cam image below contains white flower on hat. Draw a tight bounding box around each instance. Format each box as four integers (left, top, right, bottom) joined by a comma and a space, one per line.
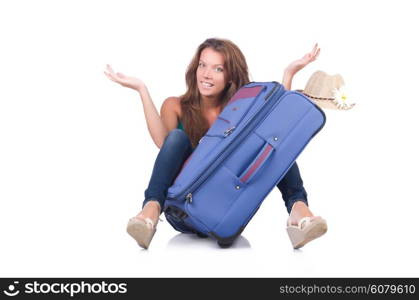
332, 86, 355, 109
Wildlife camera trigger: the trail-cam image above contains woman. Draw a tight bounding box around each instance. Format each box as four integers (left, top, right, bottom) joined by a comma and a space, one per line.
104, 38, 326, 249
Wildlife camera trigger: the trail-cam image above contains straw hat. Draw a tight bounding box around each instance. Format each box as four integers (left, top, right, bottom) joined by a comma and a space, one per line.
296, 70, 355, 110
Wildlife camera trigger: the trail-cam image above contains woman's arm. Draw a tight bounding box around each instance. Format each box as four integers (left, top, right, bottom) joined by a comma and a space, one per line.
136, 84, 171, 148
282, 71, 295, 90
104, 64, 178, 148
281, 43, 321, 90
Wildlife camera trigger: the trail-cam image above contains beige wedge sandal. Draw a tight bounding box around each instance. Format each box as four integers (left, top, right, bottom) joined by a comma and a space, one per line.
286, 216, 327, 249
126, 217, 159, 249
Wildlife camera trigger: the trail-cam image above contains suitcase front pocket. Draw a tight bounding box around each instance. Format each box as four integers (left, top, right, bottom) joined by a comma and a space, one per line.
185, 166, 247, 230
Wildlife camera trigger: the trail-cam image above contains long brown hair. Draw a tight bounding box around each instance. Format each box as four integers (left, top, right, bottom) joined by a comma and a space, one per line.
180, 38, 250, 148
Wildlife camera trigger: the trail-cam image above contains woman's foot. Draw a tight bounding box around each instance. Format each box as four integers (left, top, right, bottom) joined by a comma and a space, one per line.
288, 201, 317, 225
126, 201, 161, 249
135, 201, 161, 225
286, 201, 327, 249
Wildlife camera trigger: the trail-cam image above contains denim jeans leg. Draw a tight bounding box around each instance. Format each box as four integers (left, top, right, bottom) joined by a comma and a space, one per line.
276, 162, 308, 214
143, 129, 193, 212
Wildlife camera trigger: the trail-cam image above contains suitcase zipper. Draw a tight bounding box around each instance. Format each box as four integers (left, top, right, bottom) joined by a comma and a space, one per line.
186, 193, 193, 203
177, 82, 283, 203
223, 126, 236, 137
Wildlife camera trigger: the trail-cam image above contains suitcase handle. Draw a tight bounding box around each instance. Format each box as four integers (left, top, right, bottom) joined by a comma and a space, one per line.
239, 142, 274, 184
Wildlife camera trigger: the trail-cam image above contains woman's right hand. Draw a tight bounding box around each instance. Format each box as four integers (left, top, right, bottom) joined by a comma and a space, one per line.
104, 64, 144, 91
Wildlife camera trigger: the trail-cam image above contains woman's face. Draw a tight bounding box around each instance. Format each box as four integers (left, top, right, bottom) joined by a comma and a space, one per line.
196, 47, 227, 99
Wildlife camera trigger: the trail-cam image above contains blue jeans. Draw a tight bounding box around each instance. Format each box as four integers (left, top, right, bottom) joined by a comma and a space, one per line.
143, 129, 308, 214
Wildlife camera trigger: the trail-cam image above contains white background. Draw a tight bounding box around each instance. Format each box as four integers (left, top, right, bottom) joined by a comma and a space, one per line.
1, 0, 418, 277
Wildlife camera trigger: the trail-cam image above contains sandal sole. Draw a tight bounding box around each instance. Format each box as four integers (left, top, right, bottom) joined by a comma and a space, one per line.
126, 218, 156, 249
286, 218, 327, 249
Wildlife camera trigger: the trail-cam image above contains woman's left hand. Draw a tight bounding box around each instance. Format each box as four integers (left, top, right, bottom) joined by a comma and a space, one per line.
285, 43, 320, 75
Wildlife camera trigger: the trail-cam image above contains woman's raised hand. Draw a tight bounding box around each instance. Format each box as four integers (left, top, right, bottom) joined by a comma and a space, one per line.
104, 64, 144, 91
285, 43, 320, 75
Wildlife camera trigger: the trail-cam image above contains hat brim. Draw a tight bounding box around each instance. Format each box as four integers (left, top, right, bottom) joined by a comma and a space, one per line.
295, 90, 355, 110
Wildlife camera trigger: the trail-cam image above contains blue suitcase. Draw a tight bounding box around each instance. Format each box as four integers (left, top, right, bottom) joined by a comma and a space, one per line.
163, 81, 326, 247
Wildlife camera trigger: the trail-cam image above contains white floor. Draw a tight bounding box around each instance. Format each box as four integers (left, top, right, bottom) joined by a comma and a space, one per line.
2, 194, 418, 278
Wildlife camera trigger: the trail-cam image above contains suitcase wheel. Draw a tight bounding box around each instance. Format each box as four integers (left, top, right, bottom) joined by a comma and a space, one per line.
217, 241, 233, 248
196, 232, 209, 238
